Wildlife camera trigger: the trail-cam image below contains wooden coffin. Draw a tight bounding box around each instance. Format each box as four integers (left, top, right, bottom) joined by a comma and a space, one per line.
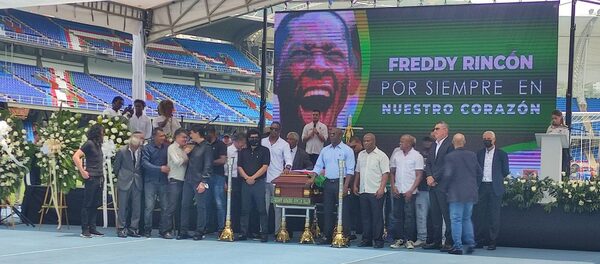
271, 171, 323, 206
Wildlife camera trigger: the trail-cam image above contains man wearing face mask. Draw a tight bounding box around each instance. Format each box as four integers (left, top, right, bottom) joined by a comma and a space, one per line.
475, 131, 510, 250
238, 129, 271, 242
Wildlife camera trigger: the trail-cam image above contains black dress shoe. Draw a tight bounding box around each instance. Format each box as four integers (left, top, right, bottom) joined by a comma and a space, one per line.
128, 230, 141, 238
465, 246, 475, 255
448, 248, 463, 255
317, 238, 331, 245
487, 244, 497, 250
177, 233, 191, 240
236, 235, 248, 241
423, 243, 441, 250
358, 240, 373, 247
193, 232, 205, 240
89, 229, 104, 237
474, 244, 484, 249
440, 244, 453, 252
260, 234, 268, 243
161, 232, 174, 239
373, 241, 384, 248
144, 231, 152, 238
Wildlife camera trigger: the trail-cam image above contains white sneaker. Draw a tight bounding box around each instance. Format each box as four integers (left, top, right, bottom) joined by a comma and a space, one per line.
413, 239, 426, 247
405, 240, 415, 249
390, 239, 405, 249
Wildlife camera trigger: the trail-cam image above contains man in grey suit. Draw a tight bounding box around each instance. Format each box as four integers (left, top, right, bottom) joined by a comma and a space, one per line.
443, 133, 482, 255
114, 131, 145, 238
287, 132, 314, 170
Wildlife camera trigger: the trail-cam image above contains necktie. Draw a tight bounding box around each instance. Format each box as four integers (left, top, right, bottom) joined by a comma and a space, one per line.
132, 151, 137, 167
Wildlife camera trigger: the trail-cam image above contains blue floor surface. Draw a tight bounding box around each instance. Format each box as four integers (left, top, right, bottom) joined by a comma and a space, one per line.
0, 225, 599, 264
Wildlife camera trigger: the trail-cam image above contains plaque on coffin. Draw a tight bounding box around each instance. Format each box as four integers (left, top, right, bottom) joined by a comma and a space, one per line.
271, 171, 323, 206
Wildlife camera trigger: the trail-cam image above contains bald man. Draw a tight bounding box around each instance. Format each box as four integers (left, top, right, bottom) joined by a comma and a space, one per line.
353, 133, 390, 248
310, 128, 355, 245
443, 134, 482, 255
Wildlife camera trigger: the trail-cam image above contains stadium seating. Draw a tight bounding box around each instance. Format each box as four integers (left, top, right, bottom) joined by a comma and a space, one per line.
149, 82, 250, 123
0, 15, 40, 36
205, 87, 272, 122
70, 71, 132, 106
586, 98, 600, 112
7, 9, 68, 48
556, 97, 580, 112
175, 38, 260, 74
0, 67, 47, 99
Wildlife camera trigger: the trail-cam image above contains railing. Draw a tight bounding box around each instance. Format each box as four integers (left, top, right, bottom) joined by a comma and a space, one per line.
0, 31, 259, 76
0, 31, 68, 49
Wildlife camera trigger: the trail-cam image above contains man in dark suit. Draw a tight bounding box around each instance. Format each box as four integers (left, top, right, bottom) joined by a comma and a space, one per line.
475, 131, 510, 250
114, 132, 145, 238
423, 121, 454, 251
286, 132, 314, 170
443, 133, 482, 255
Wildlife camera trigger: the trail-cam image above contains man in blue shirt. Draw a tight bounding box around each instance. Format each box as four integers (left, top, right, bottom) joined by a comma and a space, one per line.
142, 128, 170, 238
310, 128, 355, 245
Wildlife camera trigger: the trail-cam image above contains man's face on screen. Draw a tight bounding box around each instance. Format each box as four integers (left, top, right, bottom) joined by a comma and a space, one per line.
280, 13, 351, 127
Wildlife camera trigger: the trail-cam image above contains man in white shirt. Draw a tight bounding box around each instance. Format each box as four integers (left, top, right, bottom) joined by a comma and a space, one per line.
302, 110, 328, 164
128, 99, 152, 140
226, 133, 246, 232
261, 121, 292, 235
389, 135, 424, 250
103, 96, 132, 117
163, 128, 191, 239
353, 133, 390, 249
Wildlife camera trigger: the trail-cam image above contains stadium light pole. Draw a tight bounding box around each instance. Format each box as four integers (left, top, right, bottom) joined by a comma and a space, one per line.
566, 0, 577, 130
258, 8, 268, 133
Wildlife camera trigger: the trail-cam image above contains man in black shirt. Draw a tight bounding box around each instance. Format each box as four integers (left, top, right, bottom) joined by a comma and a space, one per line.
178, 125, 213, 240
73, 124, 105, 238
205, 126, 228, 234
237, 129, 270, 242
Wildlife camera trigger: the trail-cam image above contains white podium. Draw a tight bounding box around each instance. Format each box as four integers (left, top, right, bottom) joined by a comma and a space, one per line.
535, 133, 569, 182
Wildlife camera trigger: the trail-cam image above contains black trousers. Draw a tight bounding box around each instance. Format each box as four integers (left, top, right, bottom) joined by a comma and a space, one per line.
81, 176, 103, 231
240, 178, 268, 235
360, 193, 384, 242
475, 183, 502, 245
392, 195, 417, 242
231, 177, 242, 232
164, 179, 184, 233
322, 179, 351, 239
180, 181, 207, 234
309, 154, 319, 166
429, 187, 453, 245
348, 192, 362, 234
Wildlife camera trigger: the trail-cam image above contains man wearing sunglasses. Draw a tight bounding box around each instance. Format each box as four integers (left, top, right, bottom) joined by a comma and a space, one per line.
261, 121, 293, 236
423, 121, 455, 251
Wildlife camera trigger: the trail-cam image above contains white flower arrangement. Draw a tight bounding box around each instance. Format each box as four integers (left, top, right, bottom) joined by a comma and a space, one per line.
36, 110, 83, 194
0, 111, 33, 200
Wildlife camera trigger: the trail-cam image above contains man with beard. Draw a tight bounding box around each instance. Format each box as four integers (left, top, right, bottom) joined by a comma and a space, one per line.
274, 11, 360, 135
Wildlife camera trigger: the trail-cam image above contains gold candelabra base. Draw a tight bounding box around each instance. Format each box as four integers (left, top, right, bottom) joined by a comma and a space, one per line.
311, 217, 321, 238
218, 220, 234, 242
276, 221, 290, 243
331, 225, 348, 248
299, 225, 314, 244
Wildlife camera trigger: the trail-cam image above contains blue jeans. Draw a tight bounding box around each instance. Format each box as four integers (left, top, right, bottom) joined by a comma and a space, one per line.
143, 181, 168, 233
415, 191, 430, 241
449, 202, 475, 250
207, 175, 226, 231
